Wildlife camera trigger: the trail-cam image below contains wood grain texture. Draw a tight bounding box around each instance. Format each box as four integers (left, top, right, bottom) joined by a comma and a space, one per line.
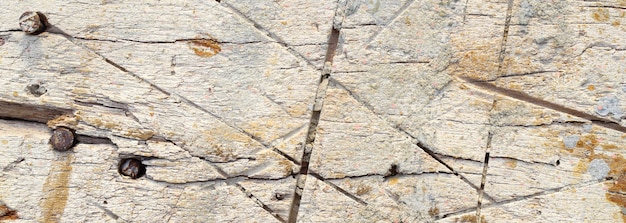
1, 0, 626, 222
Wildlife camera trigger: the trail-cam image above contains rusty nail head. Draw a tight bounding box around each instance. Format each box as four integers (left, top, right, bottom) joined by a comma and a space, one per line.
119, 158, 146, 179
49, 127, 76, 151
19, 11, 47, 35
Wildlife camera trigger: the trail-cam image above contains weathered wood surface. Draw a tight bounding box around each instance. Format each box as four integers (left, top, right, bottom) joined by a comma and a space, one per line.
1, 0, 626, 222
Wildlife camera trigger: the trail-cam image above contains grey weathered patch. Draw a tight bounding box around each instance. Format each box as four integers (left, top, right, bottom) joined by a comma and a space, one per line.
595, 95, 624, 119
587, 159, 609, 180
562, 135, 579, 148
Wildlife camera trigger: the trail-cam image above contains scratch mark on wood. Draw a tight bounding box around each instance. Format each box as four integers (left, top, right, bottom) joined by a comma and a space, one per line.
220, 2, 320, 69
458, 77, 626, 134
365, 0, 417, 46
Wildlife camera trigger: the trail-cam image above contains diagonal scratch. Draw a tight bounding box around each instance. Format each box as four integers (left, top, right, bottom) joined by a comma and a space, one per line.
364, 0, 417, 46
309, 172, 368, 205
219, 1, 321, 69
45, 26, 294, 223
48, 23, 310, 174
329, 77, 498, 203
458, 76, 626, 134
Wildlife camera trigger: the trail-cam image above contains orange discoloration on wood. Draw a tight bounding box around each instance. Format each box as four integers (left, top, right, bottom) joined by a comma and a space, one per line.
47, 115, 79, 129
387, 177, 399, 185
0, 204, 19, 220
188, 39, 221, 58
592, 8, 610, 22
454, 214, 487, 223
41, 154, 73, 223
561, 132, 626, 218
505, 159, 517, 169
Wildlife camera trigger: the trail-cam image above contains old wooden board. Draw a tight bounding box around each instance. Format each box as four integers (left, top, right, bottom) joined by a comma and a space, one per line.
1, 0, 626, 222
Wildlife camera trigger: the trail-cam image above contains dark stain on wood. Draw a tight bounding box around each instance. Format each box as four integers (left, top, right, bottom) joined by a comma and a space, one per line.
40, 154, 73, 223
0, 204, 19, 220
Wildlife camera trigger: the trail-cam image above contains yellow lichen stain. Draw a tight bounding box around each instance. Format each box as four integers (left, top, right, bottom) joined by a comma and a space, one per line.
287, 104, 307, 117
428, 206, 440, 217
1, 140, 7, 144
280, 21, 288, 25
12, 91, 18, 97
613, 21, 621, 27
40, 154, 73, 223
331, 172, 345, 179
453, 49, 498, 80
278, 159, 294, 175
355, 185, 372, 196
71, 88, 89, 95
404, 16, 412, 26
508, 83, 522, 90
188, 38, 221, 58
90, 118, 119, 130
573, 159, 589, 177
505, 159, 517, 169
124, 129, 154, 140
454, 214, 487, 223
587, 85, 595, 91
450, 42, 536, 81
563, 132, 626, 219
47, 115, 78, 129
388, 177, 399, 185
592, 8, 610, 22
202, 129, 252, 160
606, 162, 626, 223
603, 144, 620, 151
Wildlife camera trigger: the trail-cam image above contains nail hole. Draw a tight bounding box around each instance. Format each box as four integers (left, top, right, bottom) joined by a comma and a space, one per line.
273, 193, 285, 201
26, 83, 47, 97
103, 200, 108, 204
555, 159, 560, 166
385, 164, 399, 178
118, 158, 146, 179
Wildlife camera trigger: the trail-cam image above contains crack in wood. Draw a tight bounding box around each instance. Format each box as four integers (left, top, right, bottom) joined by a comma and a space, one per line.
476, 131, 492, 222
287, 22, 341, 223
0, 100, 72, 123
315, 171, 455, 181
476, 1, 514, 221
